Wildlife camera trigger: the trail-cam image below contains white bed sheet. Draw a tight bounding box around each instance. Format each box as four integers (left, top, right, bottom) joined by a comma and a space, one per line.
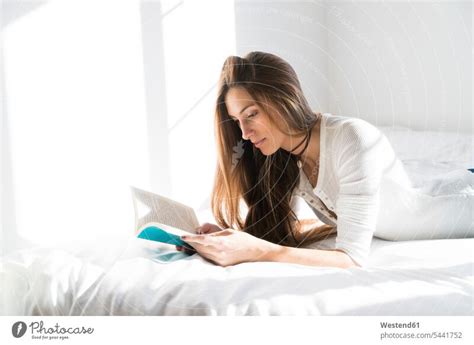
1, 234, 472, 316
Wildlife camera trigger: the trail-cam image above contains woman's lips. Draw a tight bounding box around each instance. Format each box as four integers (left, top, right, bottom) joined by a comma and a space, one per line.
254, 138, 266, 148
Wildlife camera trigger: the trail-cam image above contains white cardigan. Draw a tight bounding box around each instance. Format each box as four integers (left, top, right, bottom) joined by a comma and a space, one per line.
292, 113, 473, 267
292, 112, 414, 267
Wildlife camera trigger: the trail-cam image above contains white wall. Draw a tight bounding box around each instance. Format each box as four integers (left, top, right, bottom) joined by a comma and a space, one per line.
326, 0, 472, 133
235, 0, 330, 114
1, 0, 236, 253
2, 1, 150, 253
234, 0, 472, 133
149, 0, 236, 214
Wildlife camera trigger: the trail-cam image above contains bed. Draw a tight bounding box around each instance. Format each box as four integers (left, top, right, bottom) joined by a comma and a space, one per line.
1, 125, 473, 316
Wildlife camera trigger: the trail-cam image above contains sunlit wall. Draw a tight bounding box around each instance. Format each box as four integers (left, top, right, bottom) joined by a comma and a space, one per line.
2, 0, 237, 252
0, 2, 133, 249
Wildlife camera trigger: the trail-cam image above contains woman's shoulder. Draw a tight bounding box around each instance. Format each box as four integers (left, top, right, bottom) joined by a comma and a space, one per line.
324, 112, 378, 130
324, 113, 381, 147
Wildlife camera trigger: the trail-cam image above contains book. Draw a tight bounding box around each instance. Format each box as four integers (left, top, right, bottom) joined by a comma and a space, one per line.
131, 186, 200, 251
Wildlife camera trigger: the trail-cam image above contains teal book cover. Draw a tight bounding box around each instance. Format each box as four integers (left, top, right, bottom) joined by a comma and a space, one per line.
136, 223, 195, 251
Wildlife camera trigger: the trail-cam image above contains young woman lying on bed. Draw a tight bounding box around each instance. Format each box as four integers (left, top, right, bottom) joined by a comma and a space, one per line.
176, 51, 473, 269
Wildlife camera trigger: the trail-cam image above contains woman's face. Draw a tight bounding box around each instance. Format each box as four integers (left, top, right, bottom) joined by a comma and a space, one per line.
225, 87, 287, 156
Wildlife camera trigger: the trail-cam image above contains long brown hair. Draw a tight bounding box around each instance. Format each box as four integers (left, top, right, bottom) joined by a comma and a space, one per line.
211, 51, 331, 247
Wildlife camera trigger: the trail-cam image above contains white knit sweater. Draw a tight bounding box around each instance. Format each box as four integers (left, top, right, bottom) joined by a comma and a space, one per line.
292, 112, 414, 267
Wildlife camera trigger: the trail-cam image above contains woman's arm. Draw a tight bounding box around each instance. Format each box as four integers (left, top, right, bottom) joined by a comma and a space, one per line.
181, 227, 360, 268
255, 219, 357, 269
263, 244, 360, 269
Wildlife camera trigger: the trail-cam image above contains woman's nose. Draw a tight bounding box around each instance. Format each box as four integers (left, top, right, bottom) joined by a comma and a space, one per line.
241, 124, 254, 141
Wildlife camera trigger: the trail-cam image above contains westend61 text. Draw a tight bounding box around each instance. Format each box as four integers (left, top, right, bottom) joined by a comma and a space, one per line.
380, 322, 420, 329
29, 321, 94, 335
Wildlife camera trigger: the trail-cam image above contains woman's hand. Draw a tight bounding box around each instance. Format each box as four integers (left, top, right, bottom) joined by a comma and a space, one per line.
176, 223, 222, 254
195, 222, 223, 235
178, 228, 279, 267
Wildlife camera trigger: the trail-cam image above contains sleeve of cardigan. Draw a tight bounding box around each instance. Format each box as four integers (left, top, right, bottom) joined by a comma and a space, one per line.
333, 120, 385, 267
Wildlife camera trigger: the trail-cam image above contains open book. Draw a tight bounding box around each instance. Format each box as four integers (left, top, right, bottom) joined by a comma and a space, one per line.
131, 186, 200, 251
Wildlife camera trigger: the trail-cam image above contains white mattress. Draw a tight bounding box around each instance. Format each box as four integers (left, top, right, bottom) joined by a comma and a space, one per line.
1, 125, 473, 316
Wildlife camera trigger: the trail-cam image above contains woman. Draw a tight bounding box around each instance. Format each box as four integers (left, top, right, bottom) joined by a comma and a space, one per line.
176, 51, 473, 268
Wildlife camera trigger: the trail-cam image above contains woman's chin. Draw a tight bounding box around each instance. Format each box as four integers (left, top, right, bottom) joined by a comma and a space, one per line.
257, 144, 277, 156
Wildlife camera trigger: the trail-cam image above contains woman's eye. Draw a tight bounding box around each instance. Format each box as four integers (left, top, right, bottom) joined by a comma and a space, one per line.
232, 111, 257, 126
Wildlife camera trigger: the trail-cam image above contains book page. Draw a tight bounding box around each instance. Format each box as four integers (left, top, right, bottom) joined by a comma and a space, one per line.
131, 186, 200, 234
137, 222, 191, 238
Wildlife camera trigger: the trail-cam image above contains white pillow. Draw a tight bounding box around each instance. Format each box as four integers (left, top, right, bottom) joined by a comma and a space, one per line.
377, 126, 473, 166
